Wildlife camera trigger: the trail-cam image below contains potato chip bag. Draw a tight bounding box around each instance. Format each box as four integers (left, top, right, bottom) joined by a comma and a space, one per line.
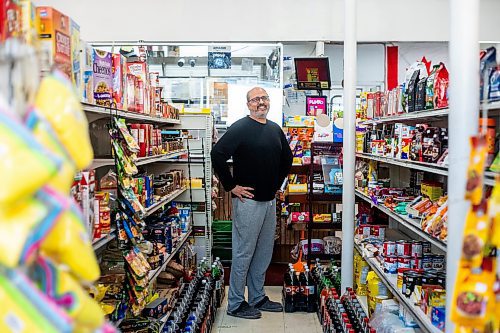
33, 257, 105, 331
488, 180, 500, 248
461, 201, 490, 268
35, 71, 93, 170
0, 104, 61, 207
24, 107, 77, 193
465, 136, 487, 205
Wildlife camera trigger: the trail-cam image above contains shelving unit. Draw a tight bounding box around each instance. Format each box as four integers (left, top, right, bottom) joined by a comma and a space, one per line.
83, 103, 181, 124
355, 189, 447, 252
145, 187, 187, 216
90, 150, 188, 169
355, 243, 441, 333
92, 228, 117, 251
360, 108, 449, 125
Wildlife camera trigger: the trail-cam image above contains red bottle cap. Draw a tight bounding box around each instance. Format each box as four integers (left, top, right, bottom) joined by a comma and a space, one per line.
342, 313, 348, 318
370, 329, 376, 333
343, 318, 350, 324
349, 330, 356, 333
346, 324, 353, 329
364, 318, 369, 324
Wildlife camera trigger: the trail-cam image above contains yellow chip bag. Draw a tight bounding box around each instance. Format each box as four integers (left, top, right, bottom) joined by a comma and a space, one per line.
465, 136, 488, 205
35, 71, 93, 170
461, 201, 490, 269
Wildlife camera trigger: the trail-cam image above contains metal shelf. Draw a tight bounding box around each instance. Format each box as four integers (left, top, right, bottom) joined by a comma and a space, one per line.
148, 229, 192, 284
359, 108, 449, 126
356, 153, 448, 176
354, 243, 441, 333
92, 229, 117, 251
83, 103, 181, 125
90, 150, 188, 169
355, 190, 447, 252
289, 222, 342, 231
145, 187, 187, 216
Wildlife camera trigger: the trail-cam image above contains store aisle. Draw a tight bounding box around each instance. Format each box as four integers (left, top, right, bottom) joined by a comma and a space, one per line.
212, 286, 322, 333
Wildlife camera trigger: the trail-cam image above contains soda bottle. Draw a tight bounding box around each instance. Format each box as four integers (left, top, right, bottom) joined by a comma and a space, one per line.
284, 268, 295, 312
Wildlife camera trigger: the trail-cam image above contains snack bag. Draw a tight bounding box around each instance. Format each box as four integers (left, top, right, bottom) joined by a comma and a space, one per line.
425, 65, 439, 109
434, 63, 449, 108
461, 202, 490, 268
33, 257, 105, 331
40, 188, 100, 283
24, 107, 77, 193
465, 136, 488, 205
35, 71, 94, 170
0, 104, 61, 207
488, 65, 500, 101
480, 47, 496, 100
406, 70, 420, 112
0, 268, 73, 333
488, 181, 500, 248
452, 268, 495, 328
114, 117, 139, 152
0, 190, 63, 268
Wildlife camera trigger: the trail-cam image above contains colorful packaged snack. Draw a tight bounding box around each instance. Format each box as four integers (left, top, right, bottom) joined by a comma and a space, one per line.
36, 6, 71, 78
0, 110, 61, 206
480, 47, 496, 101
434, 63, 449, 108
35, 71, 94, 170
465, 136, 488, 205
406, 70, 420, 112
425, 65, 439, 109
126, 73, 136, 111
401, 138, 412, 159
0, 0, 21, 41
114, 118, 140, 153
112, 53, 126, 109
461, 202, 490, 268
92, 49, 113, 107
415, 76, 427, 111
488, 181, 499, 248
488, 65, 500, 101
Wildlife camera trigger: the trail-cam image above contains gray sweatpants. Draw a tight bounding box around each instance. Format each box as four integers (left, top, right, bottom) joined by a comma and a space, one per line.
228, 198, 277, 312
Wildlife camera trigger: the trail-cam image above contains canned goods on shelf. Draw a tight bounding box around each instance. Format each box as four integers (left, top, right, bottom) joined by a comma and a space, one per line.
396, 240, 411, 257
384, 256, 398, 274
411, 241, 423, 258
383, 241, 396, 256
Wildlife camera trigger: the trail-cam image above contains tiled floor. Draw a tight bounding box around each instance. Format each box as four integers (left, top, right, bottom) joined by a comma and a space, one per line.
212, 286, 322, 333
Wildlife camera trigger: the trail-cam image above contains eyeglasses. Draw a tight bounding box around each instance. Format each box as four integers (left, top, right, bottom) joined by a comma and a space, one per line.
248, 96, 270, 104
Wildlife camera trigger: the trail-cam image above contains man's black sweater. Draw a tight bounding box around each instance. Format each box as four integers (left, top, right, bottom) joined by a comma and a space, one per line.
211, 116, 293, 201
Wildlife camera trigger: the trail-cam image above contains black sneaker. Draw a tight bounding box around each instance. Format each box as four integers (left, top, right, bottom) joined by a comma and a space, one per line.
253, 296, 283, 312
227, 301, 262, 319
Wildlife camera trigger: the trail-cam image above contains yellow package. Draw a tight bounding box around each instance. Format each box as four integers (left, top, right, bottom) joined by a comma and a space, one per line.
0, 108, 61, 207
0, 192, 63, 268
367, 271, 388, 314
452, 268, 495, 328
40, 190, 100, 283
25, 108, 77, 193
35, 71, 93, 170
488, 181, 500, 248
461, 202, 490, 269
33, 257, 105, 331
465, 136, 487, 205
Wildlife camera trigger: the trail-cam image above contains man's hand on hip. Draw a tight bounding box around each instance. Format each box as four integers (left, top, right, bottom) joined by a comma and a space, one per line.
231, 185, 254, 202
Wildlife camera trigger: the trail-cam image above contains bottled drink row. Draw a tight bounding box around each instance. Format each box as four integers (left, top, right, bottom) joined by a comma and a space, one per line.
162, 258, 224, 333
284, 259, 378, 333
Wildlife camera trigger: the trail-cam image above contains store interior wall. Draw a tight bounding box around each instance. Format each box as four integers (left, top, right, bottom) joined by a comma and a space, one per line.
37, 0, 500, 42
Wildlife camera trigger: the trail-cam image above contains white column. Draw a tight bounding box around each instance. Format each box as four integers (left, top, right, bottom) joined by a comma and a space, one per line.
447, 0, 480, 331
315, 41, 325, 57
341, 0, 357, 292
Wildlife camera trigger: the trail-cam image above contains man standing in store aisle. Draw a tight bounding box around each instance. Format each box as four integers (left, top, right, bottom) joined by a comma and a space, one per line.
211, 87, 293, 319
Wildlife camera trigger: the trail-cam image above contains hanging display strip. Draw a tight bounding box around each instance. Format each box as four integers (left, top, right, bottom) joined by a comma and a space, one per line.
354, 244, 442, 333
147, 229, 192, 284
83, 103, 181, 124
356, 153, 448, 176
92, 228, 117, 251
360, 108, 449, 126
90, 149, 188, 169
355, 190, 447, 252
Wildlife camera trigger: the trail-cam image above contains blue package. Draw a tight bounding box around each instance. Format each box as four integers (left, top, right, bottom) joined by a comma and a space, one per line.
431, 307, 445, 331
489, 66, 500, 101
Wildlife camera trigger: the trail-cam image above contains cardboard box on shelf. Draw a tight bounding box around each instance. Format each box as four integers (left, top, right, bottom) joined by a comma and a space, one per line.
1, 0, 21, 41
36, 6, 72, 78
81, 42, 94, 104
70, 19, 81, 93
20, 0, 37, 44
92, 49, 112, 107
112, 53, 127, 110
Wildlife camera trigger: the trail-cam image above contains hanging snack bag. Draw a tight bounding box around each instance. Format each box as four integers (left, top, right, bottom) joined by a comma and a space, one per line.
488, 181, 500, 248
407, 70, 420, 112
461, 201, 490, 269
488, 65, 500, 101
434, 63, 449, 109
114, 117, 140, 152
415, 76, 427, 111
425, 65, 439, 109
465, 136, 488, 205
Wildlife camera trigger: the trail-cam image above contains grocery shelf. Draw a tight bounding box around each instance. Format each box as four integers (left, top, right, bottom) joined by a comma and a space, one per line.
354, 243, 441, 333
145, 187, 187, 216
148, 229, 192, 284
355, 189, 447, 252
356, 153, 448, 176
481, 100, 500, 112
289, 222, 342, 231
83, 103, 181, 125
90, 150, 188, 169
359, 108, 449, 126
92, 229, 117, 251
287, 192, 343, 203
355, 294, 369, 316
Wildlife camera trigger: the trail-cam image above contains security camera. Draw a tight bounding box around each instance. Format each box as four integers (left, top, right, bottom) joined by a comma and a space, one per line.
189, 58, 196, 67
177, 58, 185, 67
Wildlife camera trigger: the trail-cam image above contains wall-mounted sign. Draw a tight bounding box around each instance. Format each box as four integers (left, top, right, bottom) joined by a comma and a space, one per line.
306, 96, 327, 116
208, 45, 231, 69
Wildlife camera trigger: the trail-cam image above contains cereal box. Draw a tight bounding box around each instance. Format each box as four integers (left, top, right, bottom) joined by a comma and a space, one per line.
20, 0, 36, 44
81, 42, 94, 103
112, 53, 126, 110
127, 61, 148, 113
70, 19, 81, 92
92, 49, 112, 107
1, 0, 21, 41
126, 73, 136, 112
36, 6, 71, 78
